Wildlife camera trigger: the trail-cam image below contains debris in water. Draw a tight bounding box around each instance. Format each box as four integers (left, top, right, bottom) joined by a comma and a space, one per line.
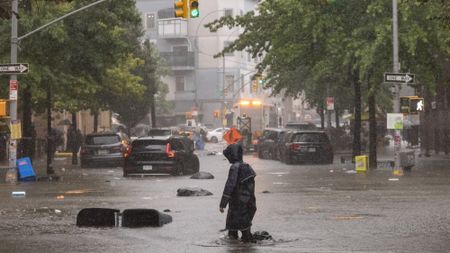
388, 178, 399, 181
262, 190, 270, 194
329, 170, 334, 173
163, 209, 171, 213
345, 170, 357, 174
56, 195, 65, 199
11, 191, 26, 197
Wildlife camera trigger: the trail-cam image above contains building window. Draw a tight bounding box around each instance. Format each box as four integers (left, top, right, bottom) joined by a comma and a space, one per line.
175, 76, 185, 92
224, 41, 234, 56
146, 13, 156, 30
225, 75, 234, 94
224, 9, 233, 17
173, 45, 188, 55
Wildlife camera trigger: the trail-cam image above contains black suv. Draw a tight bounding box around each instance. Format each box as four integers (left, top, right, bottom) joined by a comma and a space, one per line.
80, 132, 130, 168
257, 128, 285, 160
123, 135, 199, 177
281, 130, 333, 164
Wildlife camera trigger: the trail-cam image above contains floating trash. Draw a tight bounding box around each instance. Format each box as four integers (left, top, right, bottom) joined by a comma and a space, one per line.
56, 195, 65, 199
11, 191, 26, 197
388, 178, 399, 181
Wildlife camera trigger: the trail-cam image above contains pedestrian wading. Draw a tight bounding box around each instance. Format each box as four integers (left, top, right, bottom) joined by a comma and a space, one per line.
219, 143, 257, 243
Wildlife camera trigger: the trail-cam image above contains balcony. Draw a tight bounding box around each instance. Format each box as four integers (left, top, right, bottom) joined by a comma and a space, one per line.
160, 52, 195, 70
158, 18, 188, 38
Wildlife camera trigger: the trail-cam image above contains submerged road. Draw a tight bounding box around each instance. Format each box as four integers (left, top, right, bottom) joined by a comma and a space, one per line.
0, 144, 449, 252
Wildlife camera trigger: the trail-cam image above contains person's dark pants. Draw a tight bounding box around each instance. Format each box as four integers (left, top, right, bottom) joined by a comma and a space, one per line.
228, 228, 254, 242
72, 151, 78, 165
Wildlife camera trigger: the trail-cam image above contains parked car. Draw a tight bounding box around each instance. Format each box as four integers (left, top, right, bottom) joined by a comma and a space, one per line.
123, 135, 199, 177
281, 130, 333, 164
80, 132, 130, 168
257, 128, 285, 160
206, 127, 229, 143
285, 122, 318, 130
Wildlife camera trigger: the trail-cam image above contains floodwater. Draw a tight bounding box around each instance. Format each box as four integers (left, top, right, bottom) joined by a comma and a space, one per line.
0, 143, 450, 252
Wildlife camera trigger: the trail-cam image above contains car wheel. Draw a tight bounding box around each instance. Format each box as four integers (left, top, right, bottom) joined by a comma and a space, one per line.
191, 156, 200, 174
172, 162, 185, 176
285, 155, 293, 165
210, 136, 218, 143
262, 149, 271, 159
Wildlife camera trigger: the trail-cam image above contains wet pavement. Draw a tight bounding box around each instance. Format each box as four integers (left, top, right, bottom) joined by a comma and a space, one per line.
0, 143, 450, 252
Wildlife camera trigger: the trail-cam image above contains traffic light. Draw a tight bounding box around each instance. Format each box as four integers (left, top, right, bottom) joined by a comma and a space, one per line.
409, 98, 424, 114
174, 0, 188, 19
251, 80, 258, 93
400, 97, 410, 114
213, 111, 220, 118
0, 99, 9, 117
189, 0, 199, 18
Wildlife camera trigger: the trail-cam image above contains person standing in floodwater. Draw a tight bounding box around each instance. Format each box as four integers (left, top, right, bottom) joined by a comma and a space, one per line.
219, 143, 257, 242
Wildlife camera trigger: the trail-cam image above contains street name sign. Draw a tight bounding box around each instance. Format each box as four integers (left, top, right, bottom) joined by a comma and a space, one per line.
384, 72, 415, 84
0, 63, 29, 74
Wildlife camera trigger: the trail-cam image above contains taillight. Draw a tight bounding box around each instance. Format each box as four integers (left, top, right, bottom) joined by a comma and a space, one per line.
166, 143, 175, 158
123, 146, 132, 158
290, 143, 301, 151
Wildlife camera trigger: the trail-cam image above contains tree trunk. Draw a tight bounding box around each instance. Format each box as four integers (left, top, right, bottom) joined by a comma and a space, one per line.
47, 82, 54, 175
93, 111, 98, 133
318, 103, 325, 129
352, 74, 362, 159
150, 93, 156, 128
335, 106, 340, 129
368, 74, 377, 169
72, 113, 77, 129
22, 86, 33, 159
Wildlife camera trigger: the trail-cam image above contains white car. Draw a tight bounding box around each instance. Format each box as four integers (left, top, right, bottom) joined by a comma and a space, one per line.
206, 127, 229, 143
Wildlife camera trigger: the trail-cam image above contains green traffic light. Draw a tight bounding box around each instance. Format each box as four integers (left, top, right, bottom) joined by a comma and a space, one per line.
191, 9, 199, 17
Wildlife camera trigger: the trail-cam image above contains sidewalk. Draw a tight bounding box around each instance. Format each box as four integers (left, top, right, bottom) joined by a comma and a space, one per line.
0, 152, 77, 182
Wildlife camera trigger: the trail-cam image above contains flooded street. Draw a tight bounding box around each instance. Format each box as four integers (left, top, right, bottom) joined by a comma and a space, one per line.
1, 145, 450, 252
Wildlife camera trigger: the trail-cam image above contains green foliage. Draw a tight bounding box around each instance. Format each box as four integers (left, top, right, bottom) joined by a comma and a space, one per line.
205, 0, 450, 115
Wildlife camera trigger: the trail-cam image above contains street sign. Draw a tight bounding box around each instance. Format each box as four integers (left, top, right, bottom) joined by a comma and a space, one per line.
326, 97, 334, 110
384, 72, 415, 84
9, 80, 18, 100
0, 63, 29, 74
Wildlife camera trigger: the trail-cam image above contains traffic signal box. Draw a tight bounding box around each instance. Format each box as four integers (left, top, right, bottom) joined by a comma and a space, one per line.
400, 96, 424, 115
174, 0, 188, 18
190, 0, 199, 18
213, 111, 220, 118
0, 99, 9, 117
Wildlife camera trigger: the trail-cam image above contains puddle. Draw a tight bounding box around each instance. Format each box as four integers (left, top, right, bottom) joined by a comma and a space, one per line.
194, 235, 299, 249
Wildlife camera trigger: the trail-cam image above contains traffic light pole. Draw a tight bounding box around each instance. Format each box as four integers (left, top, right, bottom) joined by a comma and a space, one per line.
392, 0, 402, 171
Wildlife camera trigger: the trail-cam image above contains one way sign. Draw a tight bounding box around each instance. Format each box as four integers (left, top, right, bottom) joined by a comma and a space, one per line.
384, 72, 415, 84
0, 63, 29, 75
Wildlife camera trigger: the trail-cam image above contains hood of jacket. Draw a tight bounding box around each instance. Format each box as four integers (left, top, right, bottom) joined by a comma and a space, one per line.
223, 143, 243, 164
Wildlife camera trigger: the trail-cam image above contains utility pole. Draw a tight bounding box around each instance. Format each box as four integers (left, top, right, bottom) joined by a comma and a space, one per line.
8, 0, 18, 168
222, 54, 226, 130
392, 0, 402, 171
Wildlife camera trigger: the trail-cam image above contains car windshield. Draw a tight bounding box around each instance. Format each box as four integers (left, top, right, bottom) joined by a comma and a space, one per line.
85, 135, 120, 145
285, 123, 317, 130
292, 133, 329, 143
148, 129, 172, 136
133, 139, 167, 152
